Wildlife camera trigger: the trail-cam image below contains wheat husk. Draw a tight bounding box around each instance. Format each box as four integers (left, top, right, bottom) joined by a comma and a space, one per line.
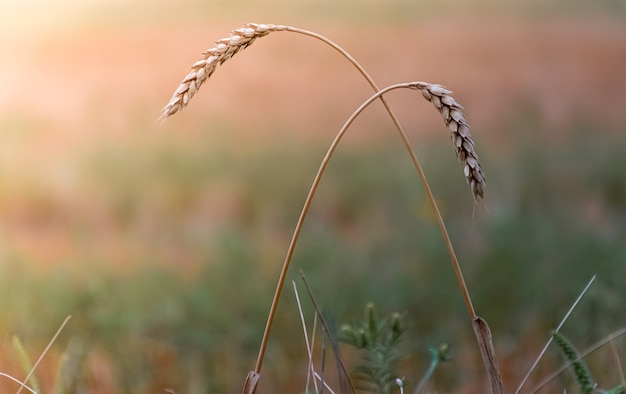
159, 23, 283, 121
417, 83, 486, 200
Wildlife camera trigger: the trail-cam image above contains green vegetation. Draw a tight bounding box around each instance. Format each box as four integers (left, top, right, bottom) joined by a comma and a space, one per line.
339, 303, 406, 393
551, 330, 595, 394
0, 115, 625, 392
3, 0, 626, 391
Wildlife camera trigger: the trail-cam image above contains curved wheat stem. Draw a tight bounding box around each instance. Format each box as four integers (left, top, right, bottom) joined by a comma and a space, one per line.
160, 24, 496, 393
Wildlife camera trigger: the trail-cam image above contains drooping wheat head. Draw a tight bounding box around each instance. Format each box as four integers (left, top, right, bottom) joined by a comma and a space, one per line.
418, 83, 486, 201
159, 23, 283, 121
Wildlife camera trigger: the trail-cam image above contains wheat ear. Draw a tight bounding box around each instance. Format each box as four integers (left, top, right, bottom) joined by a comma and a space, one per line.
420, 85, 485, 201
159, 23, 283, 121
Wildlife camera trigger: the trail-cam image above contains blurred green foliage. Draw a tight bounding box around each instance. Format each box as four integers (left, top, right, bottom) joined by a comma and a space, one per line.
0, 117, 625, 393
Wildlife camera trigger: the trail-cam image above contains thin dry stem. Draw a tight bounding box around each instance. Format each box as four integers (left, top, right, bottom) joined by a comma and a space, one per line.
15, 315, 71, 394
314, 372, 337, 394
300, 271, 355, 394
243, 81, 483, 391
293, 281, 319, 394
0, 373, 36, 394
516, 275, 596, 394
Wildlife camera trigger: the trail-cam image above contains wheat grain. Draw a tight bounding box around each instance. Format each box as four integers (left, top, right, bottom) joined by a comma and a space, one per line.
416, 83, 486, 201
159, 23, 284, 121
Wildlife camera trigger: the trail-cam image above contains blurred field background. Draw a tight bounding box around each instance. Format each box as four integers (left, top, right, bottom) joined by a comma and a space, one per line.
1, 0, 626, 392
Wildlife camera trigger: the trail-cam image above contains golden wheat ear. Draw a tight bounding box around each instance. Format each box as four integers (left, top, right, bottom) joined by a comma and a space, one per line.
159, 23, 282, 121
420, 84, 486, 201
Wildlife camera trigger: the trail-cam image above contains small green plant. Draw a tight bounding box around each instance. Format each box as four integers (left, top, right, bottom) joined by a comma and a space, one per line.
339, 303, 405, 394
338, 303, 451, 394
551, 330, 626, 394
551, 330, 595, 394
414, 343, 451, 394
607, 385, 626, 394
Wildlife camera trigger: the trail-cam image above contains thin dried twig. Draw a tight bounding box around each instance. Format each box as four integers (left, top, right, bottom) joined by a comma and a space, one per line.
516, 276, 596, 394
16, 315, 72, 394
0, 373, 36, 394
293, 281, 320, 394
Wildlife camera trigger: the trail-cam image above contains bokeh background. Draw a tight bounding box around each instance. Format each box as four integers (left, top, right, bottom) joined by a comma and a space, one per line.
1, 0, 626, 392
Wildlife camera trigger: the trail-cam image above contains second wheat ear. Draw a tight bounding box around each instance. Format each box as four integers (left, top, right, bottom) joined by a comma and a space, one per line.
420, 86, 485, 200
160, 23, 498, 394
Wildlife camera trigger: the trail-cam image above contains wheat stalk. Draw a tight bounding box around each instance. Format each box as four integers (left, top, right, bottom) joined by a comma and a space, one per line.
420, 84, 486, 201
159, 23, 283, 121
160, 24, 498, 393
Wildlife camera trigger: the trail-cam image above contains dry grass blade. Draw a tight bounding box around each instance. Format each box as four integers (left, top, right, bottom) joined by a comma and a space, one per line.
0, 373, 36, 394
314, 372, 337, 394
16, 315, 72, 394
299, 270, 355, 394
516, 275, 596, 394
292, 281, 319, 394
420, 84, 486, 200
159, 23, 284, 121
